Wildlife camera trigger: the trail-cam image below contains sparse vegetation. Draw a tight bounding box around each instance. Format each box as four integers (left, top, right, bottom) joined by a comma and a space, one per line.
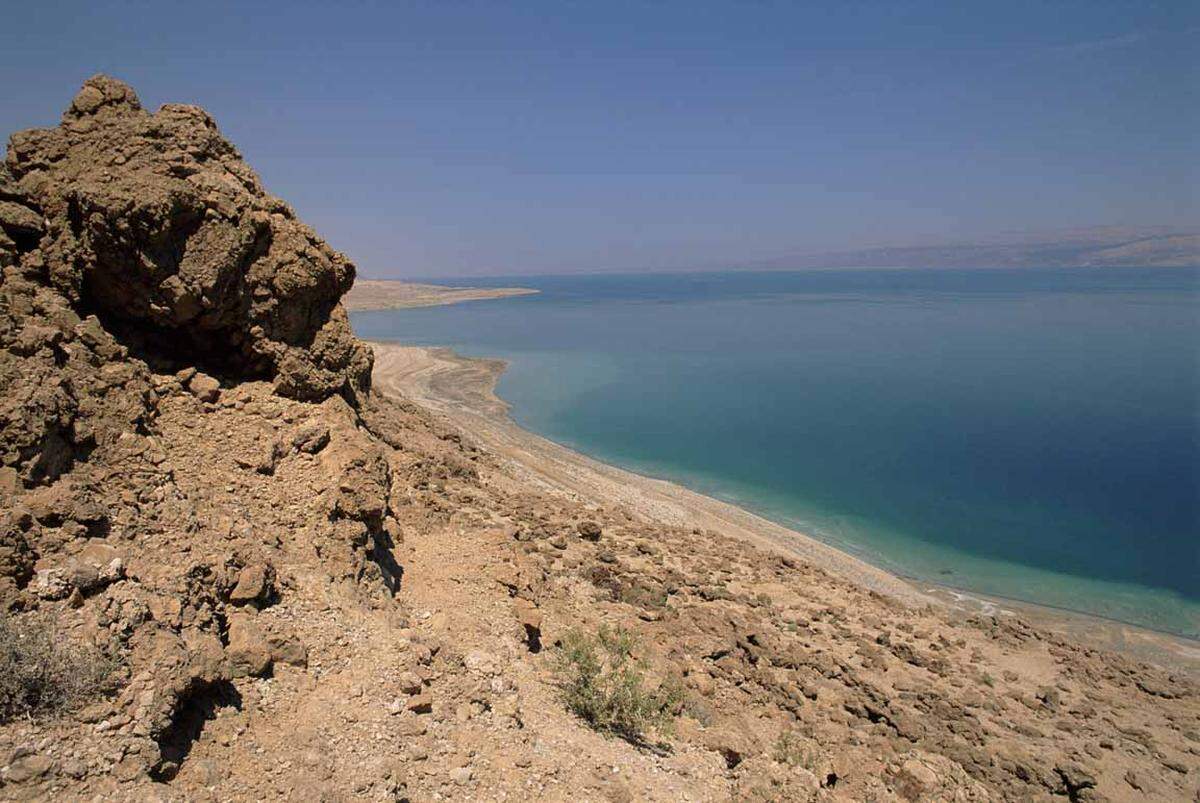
555, 625, 682, 744
773, 730, 818, 769
617, 581, 668, 611
0, 611, 120, 722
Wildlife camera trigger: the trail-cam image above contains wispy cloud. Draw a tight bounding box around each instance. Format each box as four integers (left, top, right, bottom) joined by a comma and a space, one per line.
1052, 30, 1147, 56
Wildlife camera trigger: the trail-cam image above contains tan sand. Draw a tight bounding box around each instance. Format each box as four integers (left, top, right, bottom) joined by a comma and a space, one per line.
345, 279, 537, 311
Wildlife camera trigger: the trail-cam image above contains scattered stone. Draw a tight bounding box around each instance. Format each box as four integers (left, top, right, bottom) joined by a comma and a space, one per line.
4, 754, 54, 784
406, 693, 433, 714
292, 421, 331, 454
1125, 769, 1153, 793
397, 671, 424, 695
64, 542, 125, 593
187, 372, 222, 403
0, 200, 43, 240
464, 651, 499, 675
1054, 762, 1097, 799
1137, 676, 1185, 699
492, 694, 522, 724
32, 567, 72, 600
229, 562, 274, 606
896, 758, 939, 798
113, 755, 149, 783
267, 633, 308, 667
513, 598, 542, 652
397, 717, 428, 737
226, 617, 273, 678
577, 520, 602, 541
235, 440, 282, 475
60, 758, 88, 779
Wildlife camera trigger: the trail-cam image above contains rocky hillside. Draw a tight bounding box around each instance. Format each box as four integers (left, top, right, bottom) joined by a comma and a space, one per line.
0, 78, 1196, 801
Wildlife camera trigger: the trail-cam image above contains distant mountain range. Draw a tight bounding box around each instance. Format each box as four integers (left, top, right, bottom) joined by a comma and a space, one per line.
748, 226, 1199, 270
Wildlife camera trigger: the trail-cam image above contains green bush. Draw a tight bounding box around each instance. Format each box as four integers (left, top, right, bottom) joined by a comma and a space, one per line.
0, 610, 120, 722
555, 625, 682, 744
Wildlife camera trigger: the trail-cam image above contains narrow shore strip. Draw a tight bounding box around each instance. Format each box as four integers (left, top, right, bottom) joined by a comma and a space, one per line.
368, 340, 1200, 671
345, 280, 537, 311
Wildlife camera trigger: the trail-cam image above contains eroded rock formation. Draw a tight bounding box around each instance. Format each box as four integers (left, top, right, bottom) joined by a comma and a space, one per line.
4, 75, 370, 408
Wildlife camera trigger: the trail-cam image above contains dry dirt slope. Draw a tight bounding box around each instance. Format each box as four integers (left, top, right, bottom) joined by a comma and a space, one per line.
0, 77, 1196, 801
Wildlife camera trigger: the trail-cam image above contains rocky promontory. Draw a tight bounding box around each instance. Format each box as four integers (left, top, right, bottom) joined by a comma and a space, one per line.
4, 75, 371, 408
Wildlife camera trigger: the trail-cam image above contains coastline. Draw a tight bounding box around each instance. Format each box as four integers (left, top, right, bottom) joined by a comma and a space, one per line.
368, 340, 1200, 672
370, 342, 928, 605
345, 279, 538, 311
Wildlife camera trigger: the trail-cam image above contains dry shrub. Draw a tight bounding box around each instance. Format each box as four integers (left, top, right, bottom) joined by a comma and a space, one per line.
555, 625, 682, 744
773, 730, 818, 769
0, 610, 120, 721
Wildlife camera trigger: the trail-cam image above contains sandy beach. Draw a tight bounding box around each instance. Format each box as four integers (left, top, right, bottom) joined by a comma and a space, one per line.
369, 340, 1200, 672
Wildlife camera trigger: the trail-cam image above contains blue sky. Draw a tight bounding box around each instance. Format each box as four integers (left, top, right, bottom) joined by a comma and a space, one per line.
1, 1, 1195, 277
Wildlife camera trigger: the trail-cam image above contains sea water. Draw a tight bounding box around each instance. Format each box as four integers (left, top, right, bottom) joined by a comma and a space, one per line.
352, 268, 1200, 637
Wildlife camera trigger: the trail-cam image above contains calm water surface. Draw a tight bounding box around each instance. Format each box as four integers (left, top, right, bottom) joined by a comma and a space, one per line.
352, 268, 1200, 637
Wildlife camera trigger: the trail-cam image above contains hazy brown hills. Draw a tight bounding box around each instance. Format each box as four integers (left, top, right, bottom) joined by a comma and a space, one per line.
748, 226, 1200, 270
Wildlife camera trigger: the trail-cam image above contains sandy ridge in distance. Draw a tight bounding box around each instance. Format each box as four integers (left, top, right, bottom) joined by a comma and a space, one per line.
345, 279, 538, 311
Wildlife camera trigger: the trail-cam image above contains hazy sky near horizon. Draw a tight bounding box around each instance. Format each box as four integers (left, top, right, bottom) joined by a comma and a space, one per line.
2, 1, 1196, 278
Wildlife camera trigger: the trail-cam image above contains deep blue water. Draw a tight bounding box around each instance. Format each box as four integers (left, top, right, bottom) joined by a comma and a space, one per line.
352, 268, 1200, 637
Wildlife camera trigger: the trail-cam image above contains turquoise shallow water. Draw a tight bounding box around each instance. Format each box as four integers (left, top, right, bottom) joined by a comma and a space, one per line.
352, 268, 1200, 638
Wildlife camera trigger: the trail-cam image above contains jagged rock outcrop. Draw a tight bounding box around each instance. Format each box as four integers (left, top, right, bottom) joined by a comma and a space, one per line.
1, 75, 372, 490
0, 77, 403, 791
4, 74, 370, 406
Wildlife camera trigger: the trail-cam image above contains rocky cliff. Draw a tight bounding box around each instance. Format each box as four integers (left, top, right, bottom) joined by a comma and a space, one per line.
0, 78, 1196, 802
1, 76, 402, 793
4, 76, 370, 411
